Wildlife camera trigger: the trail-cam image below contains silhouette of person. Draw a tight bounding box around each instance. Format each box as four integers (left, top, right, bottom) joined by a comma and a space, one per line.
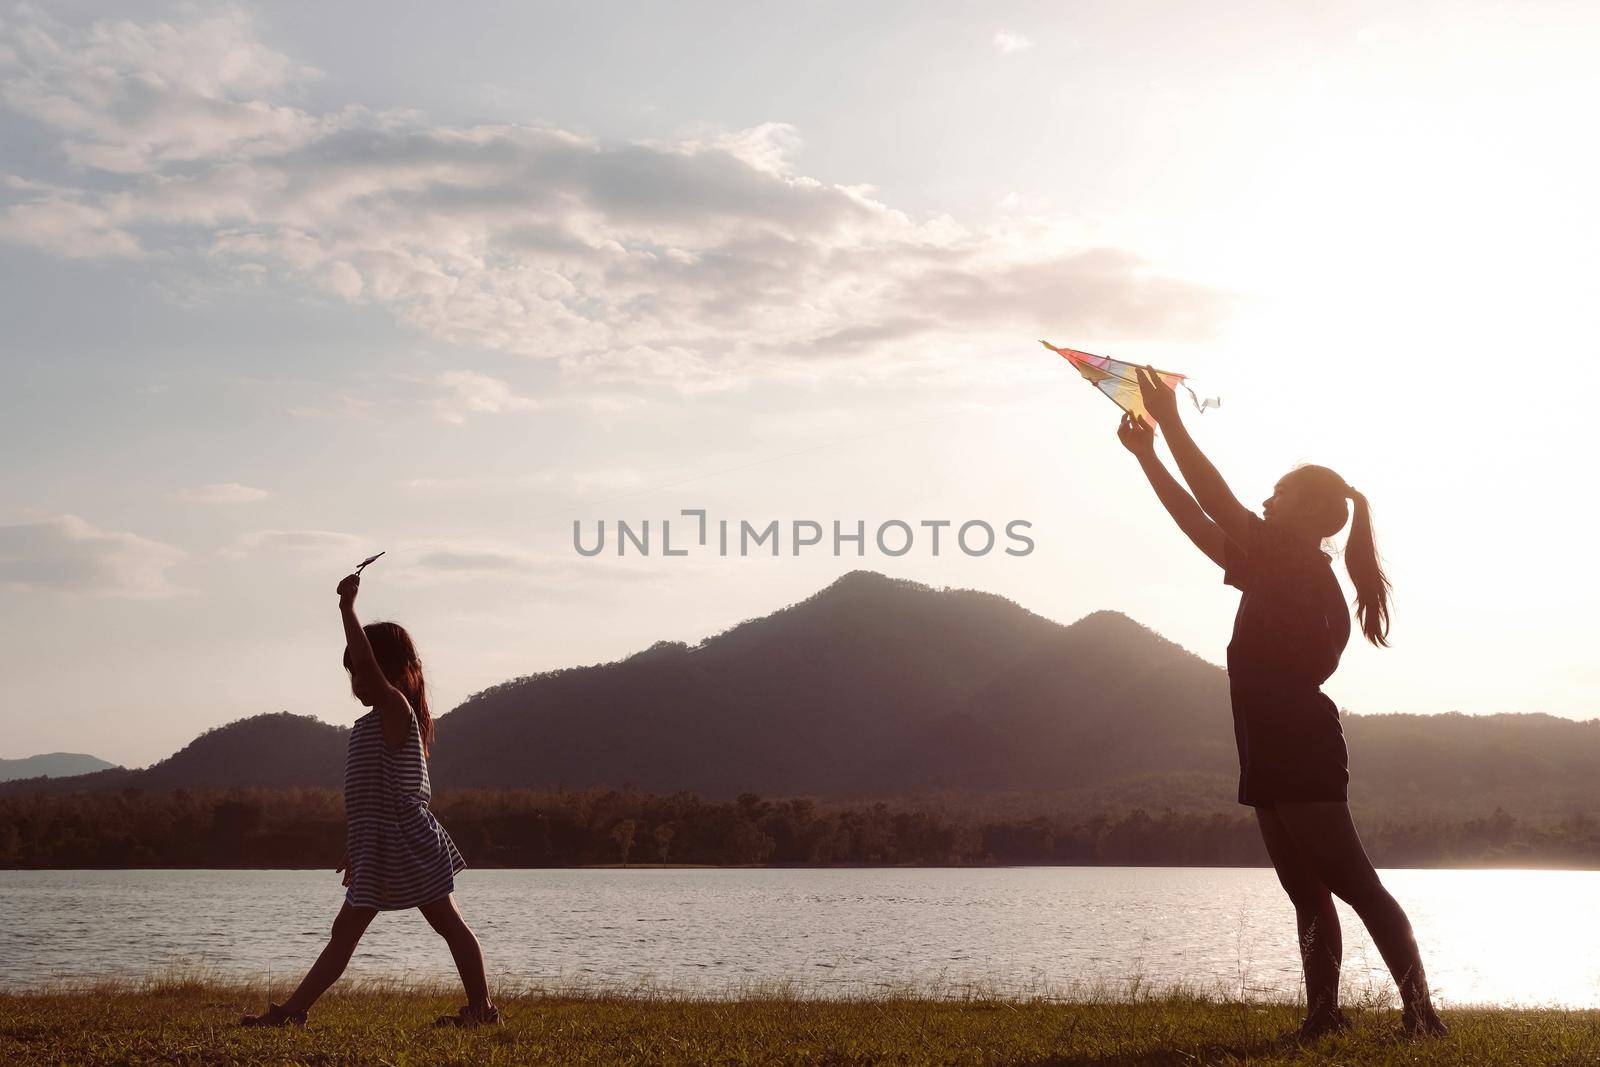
1118, 367, 1446, 1040
241, 573, 498, 1028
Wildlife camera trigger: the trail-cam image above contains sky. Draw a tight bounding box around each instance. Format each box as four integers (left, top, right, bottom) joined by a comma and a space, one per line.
1, 1, 1596, 767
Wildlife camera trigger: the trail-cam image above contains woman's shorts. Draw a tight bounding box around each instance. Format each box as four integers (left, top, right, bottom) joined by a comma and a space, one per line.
1229, 676, 1350, 808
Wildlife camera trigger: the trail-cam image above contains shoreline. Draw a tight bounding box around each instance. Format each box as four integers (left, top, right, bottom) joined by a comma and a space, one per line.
1, 973, 1596, 1010
4, 980, 1598, 1065
8, 859, 1600, 871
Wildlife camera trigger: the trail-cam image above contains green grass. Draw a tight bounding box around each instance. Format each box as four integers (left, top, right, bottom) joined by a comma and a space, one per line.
4, 976, 1600, 1065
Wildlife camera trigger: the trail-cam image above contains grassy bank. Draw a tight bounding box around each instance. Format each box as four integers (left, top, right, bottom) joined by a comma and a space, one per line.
4, 978, 1600, 1065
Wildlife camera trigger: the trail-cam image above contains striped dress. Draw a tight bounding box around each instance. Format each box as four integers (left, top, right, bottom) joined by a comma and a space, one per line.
344, 707, 465, 910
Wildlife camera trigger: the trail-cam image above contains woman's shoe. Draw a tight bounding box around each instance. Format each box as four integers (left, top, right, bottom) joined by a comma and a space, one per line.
1402, 1003, 1449, 1038
1296, 1007, 1351, 1042
434, 1002, 502, 1028
240, 1001, 308, 1027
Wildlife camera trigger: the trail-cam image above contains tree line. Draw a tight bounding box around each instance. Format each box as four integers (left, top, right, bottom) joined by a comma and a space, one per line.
3, 787, 1600, 869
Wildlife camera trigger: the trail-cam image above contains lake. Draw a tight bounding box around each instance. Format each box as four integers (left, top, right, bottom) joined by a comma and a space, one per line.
2, 867, 1594, 1007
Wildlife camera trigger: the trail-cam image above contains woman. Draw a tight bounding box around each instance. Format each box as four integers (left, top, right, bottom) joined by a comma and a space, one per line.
1118, 366, 1446, 1039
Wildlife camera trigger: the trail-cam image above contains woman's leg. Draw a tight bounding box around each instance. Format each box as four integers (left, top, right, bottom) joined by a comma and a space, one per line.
1273, 801, 1445, 1030
1255, 808, 1343, 1021
418, 894, 493, 1009
281, 902, 379, 1015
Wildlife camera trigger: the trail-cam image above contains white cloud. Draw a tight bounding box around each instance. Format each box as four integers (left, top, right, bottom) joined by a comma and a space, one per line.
227, 528, 365, 561
394, 541, 663, 588
286, 394, 376, 421
0, 194, 144, 258
422, 371, 645, 422
414, 548, 537, 573
0, 8, 1225, 389
993, 30, 1034, 54
399, 468, 647, 496
219, 534, 616, 587
0, 515, 184, 597
172, 482, 269, 504
222, 530, 576, 584
431, 370, 543, 423
0, 7, 321, 173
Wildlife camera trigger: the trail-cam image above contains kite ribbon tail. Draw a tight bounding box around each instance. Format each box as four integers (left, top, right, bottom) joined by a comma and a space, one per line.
1181, 382, 1222, 414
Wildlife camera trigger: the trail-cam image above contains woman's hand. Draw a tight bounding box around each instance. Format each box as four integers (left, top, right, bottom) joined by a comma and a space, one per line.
1117, 412, 1157, 458
336, 573, 360, 610
337, 853, 351, 887
1136, 365, 1181, 428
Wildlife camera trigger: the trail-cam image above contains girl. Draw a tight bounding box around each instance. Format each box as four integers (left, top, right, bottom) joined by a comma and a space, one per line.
242, 572, 498, 1027
1118, 367, 1445, 1040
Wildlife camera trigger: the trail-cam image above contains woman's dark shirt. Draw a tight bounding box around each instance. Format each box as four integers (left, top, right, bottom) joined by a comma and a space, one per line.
1222, 513, 1350, 687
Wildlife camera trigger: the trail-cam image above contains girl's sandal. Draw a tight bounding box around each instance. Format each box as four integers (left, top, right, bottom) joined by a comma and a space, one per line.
434, 1002, 502, 1028
240, 1001, 308, 1028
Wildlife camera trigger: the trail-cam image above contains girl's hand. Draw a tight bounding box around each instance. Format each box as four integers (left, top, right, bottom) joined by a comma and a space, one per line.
337, 853, 351, 887
1117, 412, 1157, 457
336, 573, 360, 609
1136, 365, 1181, 427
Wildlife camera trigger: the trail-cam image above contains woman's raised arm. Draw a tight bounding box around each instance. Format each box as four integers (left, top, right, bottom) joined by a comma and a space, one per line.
1135, 366, 1255, 544
1118, 412, 1226, 567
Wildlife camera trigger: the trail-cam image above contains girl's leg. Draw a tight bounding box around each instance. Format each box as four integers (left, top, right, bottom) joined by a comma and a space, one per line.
1255, 808, 1343, 1022
1273, 801, 1445, 1032
419, 894, 493, 1010
281, 902, 379, 1015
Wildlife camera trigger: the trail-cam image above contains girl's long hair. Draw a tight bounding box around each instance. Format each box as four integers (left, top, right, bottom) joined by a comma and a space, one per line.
344, 621, 434, 754
1289, 465, 1393, 648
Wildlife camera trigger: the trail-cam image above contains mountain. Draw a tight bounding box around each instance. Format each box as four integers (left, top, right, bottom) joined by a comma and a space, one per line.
428, 572, 1236, 795
0, 713, 346, 796
7, 570, 1600, 818
0, 752, 116, 782
137, 712, 348, 789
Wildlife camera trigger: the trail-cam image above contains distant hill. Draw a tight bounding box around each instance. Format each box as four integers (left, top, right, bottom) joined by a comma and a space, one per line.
138, 712, 348, 789
0, 713, 346, 796
0, 752, 116, 782
6, 571, 1600, 818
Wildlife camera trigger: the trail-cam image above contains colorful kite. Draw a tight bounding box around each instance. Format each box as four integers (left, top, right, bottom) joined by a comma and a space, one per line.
1040, 340, 1220, 424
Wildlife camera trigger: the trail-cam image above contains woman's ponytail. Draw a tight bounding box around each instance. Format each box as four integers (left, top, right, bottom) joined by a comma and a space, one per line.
1343, 487, 1392, 647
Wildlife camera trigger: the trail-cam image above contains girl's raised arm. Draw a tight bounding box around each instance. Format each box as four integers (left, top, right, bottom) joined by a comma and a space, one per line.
1118, 412, 1226, 567
1134, 366, 1255, 544
336, 574, 412, 748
